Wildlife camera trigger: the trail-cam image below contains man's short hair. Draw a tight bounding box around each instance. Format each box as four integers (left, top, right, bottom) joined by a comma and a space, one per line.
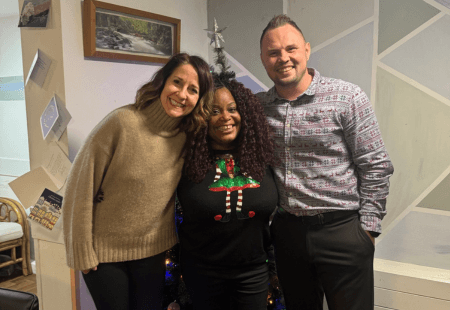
260, 14, 305, 48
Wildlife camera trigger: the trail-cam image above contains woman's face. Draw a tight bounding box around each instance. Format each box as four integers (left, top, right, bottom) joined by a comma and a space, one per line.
160, 64, 200, 118
208, 88, 241, 150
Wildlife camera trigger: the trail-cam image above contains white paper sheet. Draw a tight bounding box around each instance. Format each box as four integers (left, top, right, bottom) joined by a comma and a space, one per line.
44, 143, 72, 189
8, 166, 60, 210
25, 49, 52, 87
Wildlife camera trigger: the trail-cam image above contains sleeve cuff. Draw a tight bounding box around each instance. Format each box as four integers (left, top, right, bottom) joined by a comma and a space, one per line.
65, 238, 99, 271
359, 215, 382, 234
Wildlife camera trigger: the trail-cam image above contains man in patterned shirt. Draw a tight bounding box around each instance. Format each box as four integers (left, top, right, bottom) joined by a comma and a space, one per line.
257, 15, 394, 309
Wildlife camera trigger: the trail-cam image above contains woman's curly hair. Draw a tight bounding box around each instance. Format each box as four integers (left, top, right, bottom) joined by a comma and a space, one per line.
183, 72, 275, 183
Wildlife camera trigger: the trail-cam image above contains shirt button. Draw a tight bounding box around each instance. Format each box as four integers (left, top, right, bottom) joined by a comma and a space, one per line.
287, 124, 291, 127
286, 147, 290, 151
287, 170, 291, 175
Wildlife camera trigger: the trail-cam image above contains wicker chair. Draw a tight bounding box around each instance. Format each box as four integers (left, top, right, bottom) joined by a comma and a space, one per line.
0, 198, 32, 276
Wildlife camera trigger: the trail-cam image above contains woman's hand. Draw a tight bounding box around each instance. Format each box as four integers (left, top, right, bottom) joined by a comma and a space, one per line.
168, 302, 180, 310
82, 266, 98, 274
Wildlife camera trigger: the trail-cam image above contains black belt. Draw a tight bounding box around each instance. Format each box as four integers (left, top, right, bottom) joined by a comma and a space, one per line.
276, 208, 357, 225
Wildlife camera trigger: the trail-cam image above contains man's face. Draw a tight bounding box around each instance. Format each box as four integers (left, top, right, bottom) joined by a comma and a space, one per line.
260, 24, 311, 91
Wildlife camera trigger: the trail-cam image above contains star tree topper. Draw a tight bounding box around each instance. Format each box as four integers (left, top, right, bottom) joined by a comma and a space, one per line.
205, 18, 227, 48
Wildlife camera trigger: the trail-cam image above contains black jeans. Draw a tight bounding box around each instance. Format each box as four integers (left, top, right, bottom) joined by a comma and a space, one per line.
82, 251, 166, 310
181, 257, 269, 310
271, 210, 375, 310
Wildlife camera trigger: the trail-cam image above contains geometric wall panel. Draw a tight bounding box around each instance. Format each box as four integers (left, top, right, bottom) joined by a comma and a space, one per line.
308, 22, 373, 98
208, 0, 283, 89
380, 15, 450, 100
223, 51, 269, 93
425, 0, 450, 15
288, 0, 373, 49
417, 171, 450, 211
376, 68, 450, 229
378, 0, 440, 54
375, 211, 450, 269
235, 75, 267, 94
435, 0, 450, 8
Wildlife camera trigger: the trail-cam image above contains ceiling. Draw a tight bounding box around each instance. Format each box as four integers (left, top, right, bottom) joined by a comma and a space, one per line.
0, 0, 20, 19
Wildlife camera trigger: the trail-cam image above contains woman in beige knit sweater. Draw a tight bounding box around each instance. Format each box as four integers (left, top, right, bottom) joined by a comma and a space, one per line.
62, 53, 213, 310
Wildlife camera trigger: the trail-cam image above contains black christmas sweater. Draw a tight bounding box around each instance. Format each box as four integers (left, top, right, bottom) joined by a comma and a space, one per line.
177, 159, 278, 268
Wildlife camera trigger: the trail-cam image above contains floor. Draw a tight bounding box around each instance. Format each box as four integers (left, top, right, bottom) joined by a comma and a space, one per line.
0, 268, 37, 295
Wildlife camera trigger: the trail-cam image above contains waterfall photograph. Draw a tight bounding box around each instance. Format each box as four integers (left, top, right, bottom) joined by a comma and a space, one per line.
95, 9, 174, 57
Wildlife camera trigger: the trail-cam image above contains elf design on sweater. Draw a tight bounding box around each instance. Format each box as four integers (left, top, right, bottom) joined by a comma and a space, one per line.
209, 154, 260, 222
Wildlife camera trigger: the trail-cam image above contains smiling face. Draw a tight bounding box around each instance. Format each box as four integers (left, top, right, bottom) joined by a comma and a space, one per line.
260, 24, 311, 96
160, 64, 200, 118
208, 88, 241, 150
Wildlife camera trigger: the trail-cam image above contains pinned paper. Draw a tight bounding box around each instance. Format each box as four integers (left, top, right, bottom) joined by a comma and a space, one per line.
40, 96, 71, 141
18, 0, 51, 28
28, 188, 63, 231
25, 49, 51, 87
44, 143, 72, 189
9, 167, 66, 242
9, 166, 60, 212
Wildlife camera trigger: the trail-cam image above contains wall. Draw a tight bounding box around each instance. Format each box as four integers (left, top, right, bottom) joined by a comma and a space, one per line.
0, 14, 29, 177
207, 0, 283, 88
18, 0, 209, 308
60, 0, 209, 160
208, 0, 450, 234
375, 0, 450, 226
19, 0, 209, 170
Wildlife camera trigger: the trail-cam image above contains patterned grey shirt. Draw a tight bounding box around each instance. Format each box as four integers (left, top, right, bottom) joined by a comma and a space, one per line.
257, 69, 394, 233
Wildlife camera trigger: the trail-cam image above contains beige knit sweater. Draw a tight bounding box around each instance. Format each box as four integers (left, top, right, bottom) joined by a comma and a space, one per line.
63, 100, 185, 271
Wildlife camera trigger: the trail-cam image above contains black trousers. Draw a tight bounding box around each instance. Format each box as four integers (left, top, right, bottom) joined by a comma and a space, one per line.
271, 210, 375, 310
82, 251, 166, 310
181, 257, 269, 310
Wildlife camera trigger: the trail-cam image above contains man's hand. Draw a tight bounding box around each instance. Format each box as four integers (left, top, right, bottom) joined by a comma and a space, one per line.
365, 231, 375, 245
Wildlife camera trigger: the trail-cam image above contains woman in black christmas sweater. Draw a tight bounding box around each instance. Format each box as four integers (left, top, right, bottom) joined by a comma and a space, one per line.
172, 64, 279, 310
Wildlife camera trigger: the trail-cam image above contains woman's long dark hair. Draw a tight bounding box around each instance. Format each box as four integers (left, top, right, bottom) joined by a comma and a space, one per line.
183, 75, 275, 183
134, 53, 213, 132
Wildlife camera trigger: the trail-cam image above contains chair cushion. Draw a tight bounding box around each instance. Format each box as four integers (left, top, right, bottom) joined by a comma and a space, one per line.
0, 222, 23, 242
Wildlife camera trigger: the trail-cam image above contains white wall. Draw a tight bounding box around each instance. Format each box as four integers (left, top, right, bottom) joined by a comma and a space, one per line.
0, 14, 30, 177
60, 0, 209, 160
0, 15, 24, 76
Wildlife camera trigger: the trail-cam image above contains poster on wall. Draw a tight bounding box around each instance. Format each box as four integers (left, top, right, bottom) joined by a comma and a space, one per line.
28, 188, 63, 230
83, 0, 180, 64
40, 96, 72, 141
18, 0, 51, 28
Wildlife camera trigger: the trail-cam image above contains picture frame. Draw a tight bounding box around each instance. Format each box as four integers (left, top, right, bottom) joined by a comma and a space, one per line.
83, 0, 181, 64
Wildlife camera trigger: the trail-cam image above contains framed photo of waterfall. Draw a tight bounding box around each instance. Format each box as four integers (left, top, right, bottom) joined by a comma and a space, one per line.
83, 0, 181, 64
